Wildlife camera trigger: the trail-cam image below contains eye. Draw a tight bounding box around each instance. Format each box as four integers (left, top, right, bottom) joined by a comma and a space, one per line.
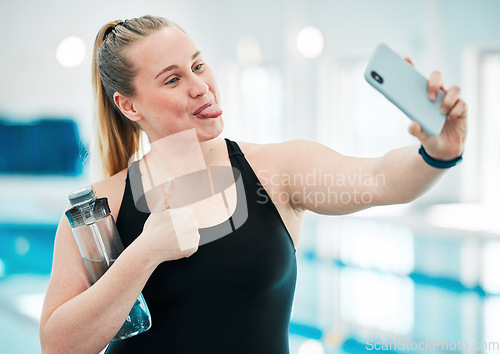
165, 77, 179, 85
193, 63, 204, 72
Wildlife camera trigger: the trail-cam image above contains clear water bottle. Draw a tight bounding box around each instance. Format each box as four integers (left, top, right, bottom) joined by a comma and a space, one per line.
65, 186, 152, 341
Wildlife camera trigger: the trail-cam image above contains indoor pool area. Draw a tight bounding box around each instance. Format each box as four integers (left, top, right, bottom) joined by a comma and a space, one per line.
2, 0, 500, 353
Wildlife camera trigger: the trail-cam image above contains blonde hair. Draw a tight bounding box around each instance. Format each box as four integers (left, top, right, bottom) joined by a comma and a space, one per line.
91, 15, 185, 178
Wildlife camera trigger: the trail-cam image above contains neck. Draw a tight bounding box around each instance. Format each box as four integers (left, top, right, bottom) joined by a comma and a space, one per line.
199, 137, 223, 167
145, 131, 224, 176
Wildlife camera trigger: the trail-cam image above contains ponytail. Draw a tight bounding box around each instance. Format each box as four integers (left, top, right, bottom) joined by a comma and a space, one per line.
91, 16, 184, 178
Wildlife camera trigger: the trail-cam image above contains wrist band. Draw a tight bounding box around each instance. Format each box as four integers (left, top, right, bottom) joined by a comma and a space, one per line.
418, 145, 463, 169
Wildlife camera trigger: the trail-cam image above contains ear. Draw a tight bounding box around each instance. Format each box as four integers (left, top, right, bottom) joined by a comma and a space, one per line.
113, 92, 142, 122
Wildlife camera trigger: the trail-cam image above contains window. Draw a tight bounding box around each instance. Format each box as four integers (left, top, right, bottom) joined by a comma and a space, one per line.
478, 52, 500, 204
461, 45, 500, 204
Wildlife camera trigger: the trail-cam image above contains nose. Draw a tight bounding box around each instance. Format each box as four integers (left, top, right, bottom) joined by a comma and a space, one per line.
189, 74, 209, 98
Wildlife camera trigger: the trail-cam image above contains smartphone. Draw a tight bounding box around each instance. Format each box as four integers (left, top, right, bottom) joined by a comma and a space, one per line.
364, 43, 446, 136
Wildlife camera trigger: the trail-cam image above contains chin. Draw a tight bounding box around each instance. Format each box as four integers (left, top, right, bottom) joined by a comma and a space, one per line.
195, 118, 224, 142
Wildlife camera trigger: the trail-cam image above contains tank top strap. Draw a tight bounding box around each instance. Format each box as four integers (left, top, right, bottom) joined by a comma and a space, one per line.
224, 138, 244, 157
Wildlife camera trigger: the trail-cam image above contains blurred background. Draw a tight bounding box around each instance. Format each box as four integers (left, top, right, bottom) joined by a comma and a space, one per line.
1, 0, 499, 353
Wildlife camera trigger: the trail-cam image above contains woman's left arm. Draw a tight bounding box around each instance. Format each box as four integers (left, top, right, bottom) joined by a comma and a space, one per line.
274, 68, 467, 215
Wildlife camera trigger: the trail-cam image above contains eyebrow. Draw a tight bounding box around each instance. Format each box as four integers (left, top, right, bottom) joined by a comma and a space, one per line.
154, 51, 202, 80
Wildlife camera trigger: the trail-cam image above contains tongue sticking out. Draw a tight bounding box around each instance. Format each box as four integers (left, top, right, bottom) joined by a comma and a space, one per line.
197, 103, 222, 118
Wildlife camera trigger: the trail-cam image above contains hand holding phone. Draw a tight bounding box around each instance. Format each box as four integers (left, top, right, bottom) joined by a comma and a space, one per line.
364, 43, 446, 136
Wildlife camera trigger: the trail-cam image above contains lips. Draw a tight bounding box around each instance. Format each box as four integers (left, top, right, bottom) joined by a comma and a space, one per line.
194, 102, 223, 119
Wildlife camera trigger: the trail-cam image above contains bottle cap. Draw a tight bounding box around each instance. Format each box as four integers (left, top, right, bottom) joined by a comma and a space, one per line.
68, 186, 95, 205
65, 186, 111, 227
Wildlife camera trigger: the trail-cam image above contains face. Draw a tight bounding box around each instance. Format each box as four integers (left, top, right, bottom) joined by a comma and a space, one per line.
119, 27, 223, 143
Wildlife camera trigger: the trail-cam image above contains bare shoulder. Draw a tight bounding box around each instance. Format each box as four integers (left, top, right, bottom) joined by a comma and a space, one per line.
91, 168, 129, 219
236, 139, 321, 174
237, 139, 320, 155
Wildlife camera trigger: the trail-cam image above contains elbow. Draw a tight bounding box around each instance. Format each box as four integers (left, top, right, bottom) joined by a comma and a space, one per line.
40, 324, 109, 354
39, 322, 49, 353
40, 336, 86, 354
40, 342, 55, 354
39, 333, 54, 354
39, 326, 61, 354
39, 325, 75, 354
372, 187, 418, 207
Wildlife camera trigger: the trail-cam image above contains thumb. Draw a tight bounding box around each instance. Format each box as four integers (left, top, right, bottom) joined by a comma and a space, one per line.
408, 121, 431, 143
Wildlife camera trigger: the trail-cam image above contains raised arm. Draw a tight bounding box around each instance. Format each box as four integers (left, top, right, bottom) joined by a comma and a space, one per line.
274, 68, 467, 215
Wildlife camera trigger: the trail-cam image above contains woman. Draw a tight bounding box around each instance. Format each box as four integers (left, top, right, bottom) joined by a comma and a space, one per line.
39, 15, 467, 354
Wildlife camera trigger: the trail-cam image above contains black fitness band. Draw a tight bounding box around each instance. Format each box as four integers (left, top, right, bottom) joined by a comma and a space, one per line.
418, 145, 463, 169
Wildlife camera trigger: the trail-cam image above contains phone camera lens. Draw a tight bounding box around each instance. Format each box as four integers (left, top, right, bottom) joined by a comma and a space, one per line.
371, 71, 383, 84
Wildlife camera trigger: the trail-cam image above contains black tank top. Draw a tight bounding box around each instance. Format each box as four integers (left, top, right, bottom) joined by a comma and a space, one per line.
105, 139, 297, 354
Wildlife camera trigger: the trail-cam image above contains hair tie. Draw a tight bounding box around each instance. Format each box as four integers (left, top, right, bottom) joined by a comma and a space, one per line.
115, 19, 129, 29
103, 20, 127, 40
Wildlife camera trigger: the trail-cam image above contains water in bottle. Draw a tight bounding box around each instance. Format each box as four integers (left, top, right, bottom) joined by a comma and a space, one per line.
65, 186, 152, 341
